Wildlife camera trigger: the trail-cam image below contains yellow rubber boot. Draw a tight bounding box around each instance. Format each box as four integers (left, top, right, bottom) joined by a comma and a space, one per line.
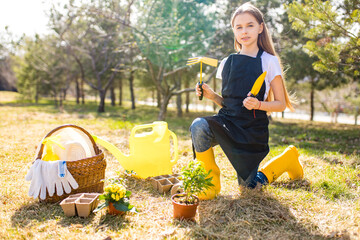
195, 148, 221, 200
259, 145, 303, 184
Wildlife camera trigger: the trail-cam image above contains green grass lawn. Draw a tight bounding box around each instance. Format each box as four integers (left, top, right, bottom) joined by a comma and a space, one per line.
0, 92, 359, 239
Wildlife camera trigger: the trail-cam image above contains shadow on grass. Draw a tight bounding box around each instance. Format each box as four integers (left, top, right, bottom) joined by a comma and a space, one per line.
56, 210, 131, 232
10, 200, 133, 232
174, 190, 327, 240
11, 201, 94, 228
269, 119, 360, 166
92, 213, 131, 232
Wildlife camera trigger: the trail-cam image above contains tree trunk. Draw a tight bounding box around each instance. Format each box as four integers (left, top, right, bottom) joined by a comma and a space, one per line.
176, 74, 182, 117
35, 89, 39, 104
158, 94, 171, 120
355, 106, 358, 125
54, 91, 58, 107
58, 88, 63, 108
59, 93, 63, 109
81, 78, 85, 104
98, 89, 106, 113
310, 79, 315, 121
35, 82, 39, 104
152, 90, 155, 105
75, 77, 80, 104
176, 94, 182, 117
129, 70, 135, 109
63, 88, 67, 101
118, 76, 122, 106
157, 90, 161, 108
185, 81, 190, 113
110, 84, 116, 106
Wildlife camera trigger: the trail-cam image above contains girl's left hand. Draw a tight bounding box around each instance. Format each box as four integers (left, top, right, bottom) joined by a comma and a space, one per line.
243, 92, 260, 110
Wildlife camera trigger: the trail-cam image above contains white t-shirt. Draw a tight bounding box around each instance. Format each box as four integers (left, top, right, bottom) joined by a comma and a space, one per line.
216, 51, 282, 100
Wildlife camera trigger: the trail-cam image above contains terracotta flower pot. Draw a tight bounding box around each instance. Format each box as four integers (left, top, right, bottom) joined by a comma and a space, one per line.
108, 202, 125, 216
171, 194, 199, 220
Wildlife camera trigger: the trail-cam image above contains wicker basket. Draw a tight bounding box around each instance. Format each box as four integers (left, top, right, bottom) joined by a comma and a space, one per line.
35, 124, 106, 203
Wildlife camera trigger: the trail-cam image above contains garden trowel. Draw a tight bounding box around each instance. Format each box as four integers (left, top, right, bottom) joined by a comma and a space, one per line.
187, 57, 218, 100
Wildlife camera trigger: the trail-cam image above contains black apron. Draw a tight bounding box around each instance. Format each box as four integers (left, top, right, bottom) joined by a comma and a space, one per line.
204, 49, 269, 181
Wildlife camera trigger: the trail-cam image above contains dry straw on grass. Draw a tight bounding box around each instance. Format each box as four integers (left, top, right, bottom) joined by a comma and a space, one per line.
0, 102, 359, 240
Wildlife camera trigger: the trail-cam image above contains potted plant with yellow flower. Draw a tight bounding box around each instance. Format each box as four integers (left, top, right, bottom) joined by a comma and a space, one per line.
94, 177, 137, 215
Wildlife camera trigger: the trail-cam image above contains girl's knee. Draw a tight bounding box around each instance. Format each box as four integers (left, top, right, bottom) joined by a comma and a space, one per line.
190, 118, 213, 152
190, 118, 209, 136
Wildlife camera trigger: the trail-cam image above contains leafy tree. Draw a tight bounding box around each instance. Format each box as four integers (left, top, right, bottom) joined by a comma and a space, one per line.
14, 41, 42, 101
15, 35, 69, 105
284, 0, 359, 120
132, 0, 217, 120
50, 0, 134, 112
286, 0, 359, 80
280, 1, 337, 120
0, 27, 19, 91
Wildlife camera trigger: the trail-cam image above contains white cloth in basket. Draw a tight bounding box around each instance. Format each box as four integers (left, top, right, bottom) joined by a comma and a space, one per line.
43, 128, 96, 161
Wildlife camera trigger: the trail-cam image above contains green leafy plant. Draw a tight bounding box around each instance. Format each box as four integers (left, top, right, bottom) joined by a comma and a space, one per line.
94, 177, 137, 213
179, 160, 214, 204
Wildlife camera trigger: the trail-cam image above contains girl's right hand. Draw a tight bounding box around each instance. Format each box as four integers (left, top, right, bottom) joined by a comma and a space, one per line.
196, 83, 214, 100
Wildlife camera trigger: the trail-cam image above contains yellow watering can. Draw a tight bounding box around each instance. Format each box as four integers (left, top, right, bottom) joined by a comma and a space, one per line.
92, 121, 178, 178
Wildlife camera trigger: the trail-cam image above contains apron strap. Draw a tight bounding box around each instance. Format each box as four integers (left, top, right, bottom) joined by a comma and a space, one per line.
256, 48, 264, 59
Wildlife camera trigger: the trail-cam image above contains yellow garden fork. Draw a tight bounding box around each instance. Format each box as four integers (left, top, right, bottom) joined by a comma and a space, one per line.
187, 57, 218, 100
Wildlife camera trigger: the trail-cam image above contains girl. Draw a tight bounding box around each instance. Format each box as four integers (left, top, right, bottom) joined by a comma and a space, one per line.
190, 2, 303, 200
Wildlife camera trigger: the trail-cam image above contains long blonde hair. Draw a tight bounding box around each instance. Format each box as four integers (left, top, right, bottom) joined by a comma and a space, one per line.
231, 2, 295, 112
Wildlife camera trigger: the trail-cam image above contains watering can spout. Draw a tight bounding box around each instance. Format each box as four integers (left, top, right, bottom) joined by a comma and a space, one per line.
92, 135, 130, 167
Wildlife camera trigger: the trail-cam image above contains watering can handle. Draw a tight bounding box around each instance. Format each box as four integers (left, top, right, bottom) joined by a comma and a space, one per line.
169, 130, 178, 164
130, 123, 156, 136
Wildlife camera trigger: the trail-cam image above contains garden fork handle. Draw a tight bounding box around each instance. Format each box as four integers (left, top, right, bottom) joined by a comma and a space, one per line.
198, 82, 203, 101
199, 62, 203, 100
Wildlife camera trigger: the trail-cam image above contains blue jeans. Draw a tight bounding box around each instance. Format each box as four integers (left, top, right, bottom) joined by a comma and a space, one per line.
238, 166, 268, 188
190, 118, 217, 152
190, 117, 268, 188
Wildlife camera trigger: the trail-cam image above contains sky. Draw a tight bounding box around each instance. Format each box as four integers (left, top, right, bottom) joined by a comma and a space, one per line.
0, 0, 51, 37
